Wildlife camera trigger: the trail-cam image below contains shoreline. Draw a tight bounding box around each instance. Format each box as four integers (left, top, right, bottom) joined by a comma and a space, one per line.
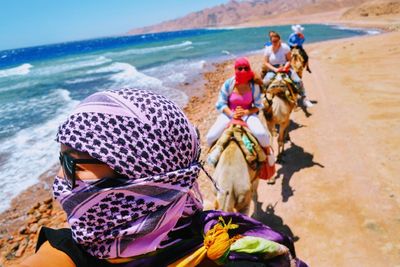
1, 16, 399, 265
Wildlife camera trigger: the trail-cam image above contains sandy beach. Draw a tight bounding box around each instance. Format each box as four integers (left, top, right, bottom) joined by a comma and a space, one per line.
194, 29, 400, 266
1, 7, 400, 267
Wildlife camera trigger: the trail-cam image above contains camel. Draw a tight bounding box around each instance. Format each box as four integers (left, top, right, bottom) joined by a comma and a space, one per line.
263, 73, 297, 164
213, 140, 258, 215
291, 48, 305, 78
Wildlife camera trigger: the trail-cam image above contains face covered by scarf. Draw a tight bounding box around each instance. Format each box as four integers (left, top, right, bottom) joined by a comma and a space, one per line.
234, 57, 254, 86
54, 88, 203, 259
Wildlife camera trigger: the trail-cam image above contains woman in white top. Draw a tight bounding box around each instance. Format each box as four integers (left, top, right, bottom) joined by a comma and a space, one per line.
262, 31, 313, 108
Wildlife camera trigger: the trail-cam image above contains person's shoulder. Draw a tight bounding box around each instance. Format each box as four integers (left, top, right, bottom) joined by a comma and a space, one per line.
281, 43, 290, 51
225, 76, 235, 83
223, 77, 235, 90
18, 241, 76, 267
264, 45, 272, 53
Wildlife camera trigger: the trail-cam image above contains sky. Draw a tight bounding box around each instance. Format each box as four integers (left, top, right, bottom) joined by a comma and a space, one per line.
0, 0, 229, 51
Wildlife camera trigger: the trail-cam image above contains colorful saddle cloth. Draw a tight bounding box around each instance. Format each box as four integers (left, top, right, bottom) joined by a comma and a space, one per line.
110, 211, 308, 267
207, 124, 266, 169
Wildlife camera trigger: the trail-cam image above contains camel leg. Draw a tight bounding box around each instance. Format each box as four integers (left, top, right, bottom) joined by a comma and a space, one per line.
217, 190, 234, 212
236, 190, 252, 215
277, 120, 290, 163
250, 179, 259, 214
298, 69, 303, 79
214, 199, 219, 210
305, 62, 312, 73
277, 142, 284, 163
266, 120, 277, 139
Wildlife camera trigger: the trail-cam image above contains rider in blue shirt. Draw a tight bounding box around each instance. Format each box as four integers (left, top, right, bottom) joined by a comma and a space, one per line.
288, 25, 311, 73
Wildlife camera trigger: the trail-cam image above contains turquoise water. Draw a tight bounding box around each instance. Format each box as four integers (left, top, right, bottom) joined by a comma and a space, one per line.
0, 24, 373, 212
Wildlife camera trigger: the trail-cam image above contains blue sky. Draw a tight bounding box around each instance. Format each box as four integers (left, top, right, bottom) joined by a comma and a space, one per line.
0, 0, 228, 50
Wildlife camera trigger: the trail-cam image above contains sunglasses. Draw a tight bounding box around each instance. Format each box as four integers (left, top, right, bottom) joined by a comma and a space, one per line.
236, 66, 250, 71
59, 150, 105, 189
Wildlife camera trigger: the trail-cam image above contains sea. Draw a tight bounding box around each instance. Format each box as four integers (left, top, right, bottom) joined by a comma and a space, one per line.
0, 24, 378, 212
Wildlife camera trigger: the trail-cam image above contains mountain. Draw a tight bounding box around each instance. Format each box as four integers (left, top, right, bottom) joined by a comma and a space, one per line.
127, 0, 367, 35
343, 0, 400, 18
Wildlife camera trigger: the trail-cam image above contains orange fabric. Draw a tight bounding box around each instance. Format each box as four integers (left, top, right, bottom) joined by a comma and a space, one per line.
168, 246, 207, 267
18, 241, 75, 267
204, 224, 231, 260
169, 217, 239, 267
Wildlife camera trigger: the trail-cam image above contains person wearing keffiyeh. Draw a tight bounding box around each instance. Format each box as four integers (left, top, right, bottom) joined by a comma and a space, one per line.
18, 88, 307, 267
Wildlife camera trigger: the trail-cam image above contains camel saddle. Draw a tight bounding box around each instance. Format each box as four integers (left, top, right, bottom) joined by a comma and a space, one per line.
208, 124, 267, 169
264, 73, 299, 115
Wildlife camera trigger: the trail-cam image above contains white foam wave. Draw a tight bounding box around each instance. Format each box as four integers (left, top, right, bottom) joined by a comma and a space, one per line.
104, 41, 193, 57
181, 46, 194, 51
0, 81, 39, 93
366, 30, 381, 35
97, 62, 164, 88
65, 77, 101, 84
0, 89, 79, 213
34, 56, 111, 76
331, 25, 382, 35
144, 59, 206, 85
55, 88, 73, 101
0, 88, 72, 116
90, 62, 189, 107
0, 63, 33, 78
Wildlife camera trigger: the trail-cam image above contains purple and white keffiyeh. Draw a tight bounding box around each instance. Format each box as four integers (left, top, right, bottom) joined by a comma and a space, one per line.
53, 88, 203, 259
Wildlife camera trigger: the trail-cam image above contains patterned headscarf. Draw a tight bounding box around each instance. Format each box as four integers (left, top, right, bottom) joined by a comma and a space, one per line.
54, 88, 203, 259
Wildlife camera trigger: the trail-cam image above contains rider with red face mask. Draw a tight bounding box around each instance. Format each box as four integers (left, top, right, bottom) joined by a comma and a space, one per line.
206, 57, 270, 149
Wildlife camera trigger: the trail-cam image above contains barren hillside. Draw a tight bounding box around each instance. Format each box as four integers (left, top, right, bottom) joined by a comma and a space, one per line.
343, 0, 400, 18
128, 0, 368, 35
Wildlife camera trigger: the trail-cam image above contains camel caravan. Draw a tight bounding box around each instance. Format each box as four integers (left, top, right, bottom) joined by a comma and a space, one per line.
206, 25, 312, 214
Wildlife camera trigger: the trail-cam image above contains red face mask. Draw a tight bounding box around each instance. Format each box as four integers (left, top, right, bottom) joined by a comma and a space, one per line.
234, 57, 254, 85
235, 66, 254, 85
